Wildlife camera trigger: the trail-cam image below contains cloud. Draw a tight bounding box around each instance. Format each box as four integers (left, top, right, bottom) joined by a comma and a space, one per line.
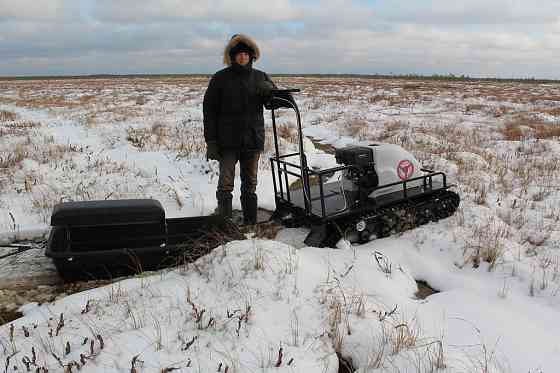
379, 0, 560, 25
260, 21, 556, 78
0, 0, 559, 78
91, 0, 302, 23
0, 0, 67, 20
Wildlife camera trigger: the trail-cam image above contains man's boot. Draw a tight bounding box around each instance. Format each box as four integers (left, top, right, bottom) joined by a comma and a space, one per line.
216, 192, 233, 220
241, 194, 257, 225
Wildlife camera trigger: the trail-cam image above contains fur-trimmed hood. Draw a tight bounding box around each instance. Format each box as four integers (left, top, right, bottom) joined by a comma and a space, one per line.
223, 34, 260, 66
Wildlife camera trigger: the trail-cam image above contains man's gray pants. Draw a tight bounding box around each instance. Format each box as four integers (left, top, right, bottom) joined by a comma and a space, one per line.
216, 150, 260, 224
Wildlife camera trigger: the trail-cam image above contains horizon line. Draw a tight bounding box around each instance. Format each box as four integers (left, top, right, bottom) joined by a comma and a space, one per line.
0, 72, 558, 84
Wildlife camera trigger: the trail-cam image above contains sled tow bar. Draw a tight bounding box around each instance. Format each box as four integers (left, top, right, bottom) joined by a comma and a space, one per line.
0, 242, 45, 260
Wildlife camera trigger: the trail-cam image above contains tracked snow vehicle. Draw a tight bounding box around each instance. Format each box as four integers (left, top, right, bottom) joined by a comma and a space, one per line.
268, 89, 460, 247
42, 88, 459, 281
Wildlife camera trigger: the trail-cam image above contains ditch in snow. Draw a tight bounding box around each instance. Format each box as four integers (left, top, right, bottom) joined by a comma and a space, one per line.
415, 279, 440, 299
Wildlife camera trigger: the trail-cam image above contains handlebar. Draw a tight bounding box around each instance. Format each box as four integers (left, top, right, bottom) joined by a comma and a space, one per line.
271, 88, 300, 94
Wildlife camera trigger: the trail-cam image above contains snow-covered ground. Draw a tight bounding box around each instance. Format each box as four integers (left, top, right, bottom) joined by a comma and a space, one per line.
1, 76, 559, 372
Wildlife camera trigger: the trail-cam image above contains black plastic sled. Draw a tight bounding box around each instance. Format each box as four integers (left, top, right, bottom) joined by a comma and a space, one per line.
45, 199, 241, 281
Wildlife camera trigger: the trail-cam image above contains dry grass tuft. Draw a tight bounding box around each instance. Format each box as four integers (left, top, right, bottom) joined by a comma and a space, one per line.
531, 122, 560, 139
343, 118, 369, 141
501, 121, 524, 141
391, 319, 420, 354
544, 107, 560, 116
502, 114, 560, 140
462, 217, 509, 270
276, 124, 298, 144
464, 103, 486, 114
0, 110, 17, 121
135, 95, 148, 105
125, 119, 206, 158
368, 94, 386, 104
0, 120, 41, 137
0, 142, 28, 169
78, 94, 97, 104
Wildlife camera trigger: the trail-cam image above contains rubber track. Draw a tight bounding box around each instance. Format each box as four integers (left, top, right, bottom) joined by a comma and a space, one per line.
324, 190, 460, 247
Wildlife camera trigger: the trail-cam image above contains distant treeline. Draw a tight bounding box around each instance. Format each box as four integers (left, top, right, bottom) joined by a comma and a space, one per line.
1, 73, 558, 84
0, 74, 211, 81
277, 73, 560, 84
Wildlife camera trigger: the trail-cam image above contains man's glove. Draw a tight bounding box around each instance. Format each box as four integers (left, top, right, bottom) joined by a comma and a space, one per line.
256, 80, 274, 99
264, 90, 295, 110
206, 141, 221, 161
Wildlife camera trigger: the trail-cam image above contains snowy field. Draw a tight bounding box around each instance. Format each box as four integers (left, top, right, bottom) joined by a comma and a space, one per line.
1, 76, 559, 372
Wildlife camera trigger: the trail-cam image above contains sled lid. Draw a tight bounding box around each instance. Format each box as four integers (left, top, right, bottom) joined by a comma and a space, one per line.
50, 199, 165, 227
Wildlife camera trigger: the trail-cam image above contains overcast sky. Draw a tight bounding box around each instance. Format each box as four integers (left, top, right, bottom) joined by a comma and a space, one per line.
1, 0, 559, 78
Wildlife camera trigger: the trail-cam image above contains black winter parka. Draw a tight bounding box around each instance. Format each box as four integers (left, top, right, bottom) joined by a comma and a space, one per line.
203, 63, 274, 151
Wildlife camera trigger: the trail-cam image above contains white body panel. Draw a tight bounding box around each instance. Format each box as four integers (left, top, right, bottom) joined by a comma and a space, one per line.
370, 144, 424, 197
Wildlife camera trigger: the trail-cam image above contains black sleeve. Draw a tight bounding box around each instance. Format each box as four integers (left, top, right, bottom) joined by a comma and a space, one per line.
262, 72, 279, 109
264, 72, 277, 89
263, 72, 296, 110
203, 74, 220, 143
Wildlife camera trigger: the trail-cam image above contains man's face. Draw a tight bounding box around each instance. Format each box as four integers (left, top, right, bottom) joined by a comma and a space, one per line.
234, 51, 251, 66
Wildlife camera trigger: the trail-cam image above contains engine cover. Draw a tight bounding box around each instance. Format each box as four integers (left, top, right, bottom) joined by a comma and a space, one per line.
369, 143, 424, 197
335, 146, 378, 190
335, 146, 373, 167
335, 143, 424, 197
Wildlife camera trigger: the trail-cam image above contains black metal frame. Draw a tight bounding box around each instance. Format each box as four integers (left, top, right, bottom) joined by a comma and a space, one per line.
268, 89, 452, 224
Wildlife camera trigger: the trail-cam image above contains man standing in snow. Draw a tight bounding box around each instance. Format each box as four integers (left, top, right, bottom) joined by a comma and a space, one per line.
203, 34, 275, 225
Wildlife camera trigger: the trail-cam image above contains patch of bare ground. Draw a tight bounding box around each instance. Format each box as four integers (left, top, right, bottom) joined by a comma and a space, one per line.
0, 276, 114, 324
415, 280, 440, 299
0, 308, 22, 324
543, 107, 560, 116
501, 114, 560, 141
